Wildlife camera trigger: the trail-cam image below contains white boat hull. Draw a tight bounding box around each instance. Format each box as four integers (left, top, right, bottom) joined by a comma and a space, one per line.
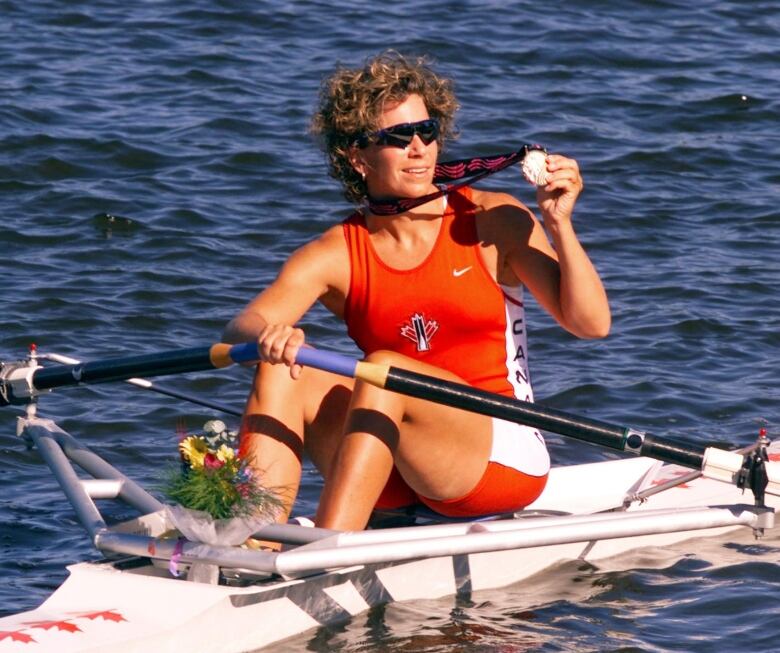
1, 452, 775, 652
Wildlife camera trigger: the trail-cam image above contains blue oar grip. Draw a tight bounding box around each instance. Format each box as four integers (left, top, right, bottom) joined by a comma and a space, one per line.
227, 342, 262, 364
295, 347, 357, 378
226, 342, 357, 379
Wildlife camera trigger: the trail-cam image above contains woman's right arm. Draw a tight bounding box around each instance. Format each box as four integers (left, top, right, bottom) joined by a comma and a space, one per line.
222, 228, 348, 372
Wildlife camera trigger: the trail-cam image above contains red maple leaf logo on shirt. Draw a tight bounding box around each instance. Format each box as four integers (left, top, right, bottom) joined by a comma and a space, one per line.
400, 312, 439, 352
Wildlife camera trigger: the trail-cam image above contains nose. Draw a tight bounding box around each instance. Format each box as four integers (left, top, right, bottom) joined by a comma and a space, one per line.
407, 133, 428, 154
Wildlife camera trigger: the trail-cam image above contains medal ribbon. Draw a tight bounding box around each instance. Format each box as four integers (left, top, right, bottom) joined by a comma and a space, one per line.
366, 144, 544, 216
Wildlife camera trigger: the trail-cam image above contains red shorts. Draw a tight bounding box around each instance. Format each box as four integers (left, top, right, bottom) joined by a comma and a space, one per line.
375, 463, 548, 518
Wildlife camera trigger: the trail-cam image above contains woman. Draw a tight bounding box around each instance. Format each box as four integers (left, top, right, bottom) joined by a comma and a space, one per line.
223, 51, 610, 531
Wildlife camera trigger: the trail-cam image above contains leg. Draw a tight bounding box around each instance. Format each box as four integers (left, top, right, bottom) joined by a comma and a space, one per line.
315, 351, 493, 530
240, 361, 353, 522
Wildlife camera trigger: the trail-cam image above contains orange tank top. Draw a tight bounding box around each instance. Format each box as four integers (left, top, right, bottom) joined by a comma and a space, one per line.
342, 187, 534, 400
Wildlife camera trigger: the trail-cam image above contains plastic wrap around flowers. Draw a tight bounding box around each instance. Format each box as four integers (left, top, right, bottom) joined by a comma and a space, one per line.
164, 420, 283, 524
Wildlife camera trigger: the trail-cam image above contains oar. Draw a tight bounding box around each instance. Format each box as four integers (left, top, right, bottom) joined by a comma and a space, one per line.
41, 351, 242, 417
286, 347, 705, 466
1, 342, 773, 500
226, 343, 768, 497
277, 346, 774, 501
1, 344, 240, 406
3, 342, 356, 400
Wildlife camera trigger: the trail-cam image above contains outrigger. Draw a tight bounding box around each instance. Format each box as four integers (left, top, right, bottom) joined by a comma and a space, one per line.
0, 342, 777, 652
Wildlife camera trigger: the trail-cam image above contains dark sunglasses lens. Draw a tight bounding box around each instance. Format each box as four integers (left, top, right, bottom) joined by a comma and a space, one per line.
377, 120, 439, 147
416, 121, 439, 144
382, 128, 414, 147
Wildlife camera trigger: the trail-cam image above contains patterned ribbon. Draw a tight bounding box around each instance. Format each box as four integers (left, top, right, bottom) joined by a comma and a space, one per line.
168, 536, 186, 577
366, 144, 545, 216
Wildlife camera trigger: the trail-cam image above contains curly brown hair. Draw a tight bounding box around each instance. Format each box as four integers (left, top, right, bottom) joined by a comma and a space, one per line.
311, 51, 459, 204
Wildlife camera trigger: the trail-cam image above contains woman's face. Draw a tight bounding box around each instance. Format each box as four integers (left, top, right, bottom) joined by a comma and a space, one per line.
351, 94, 439, 203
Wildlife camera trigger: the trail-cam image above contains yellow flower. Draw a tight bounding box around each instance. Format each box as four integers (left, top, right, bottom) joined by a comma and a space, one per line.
216, 444, 235, 464
179, 436, 208, 469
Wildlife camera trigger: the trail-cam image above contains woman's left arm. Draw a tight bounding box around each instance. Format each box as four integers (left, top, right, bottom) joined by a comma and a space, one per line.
535, 154, 610, 338
492, 154, 611, 339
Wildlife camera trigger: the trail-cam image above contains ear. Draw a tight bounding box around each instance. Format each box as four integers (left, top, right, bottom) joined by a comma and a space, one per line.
347, 146, 367, 180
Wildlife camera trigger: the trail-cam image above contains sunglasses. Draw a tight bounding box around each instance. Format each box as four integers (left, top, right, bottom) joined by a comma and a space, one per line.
356, 118, 440, 149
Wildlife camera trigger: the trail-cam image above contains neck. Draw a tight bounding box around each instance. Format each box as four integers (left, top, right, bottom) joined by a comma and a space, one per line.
365, 196, 445, 236
366, 185, 444, 217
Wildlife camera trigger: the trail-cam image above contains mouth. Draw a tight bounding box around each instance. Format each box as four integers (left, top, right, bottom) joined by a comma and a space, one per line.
403, 166, 430, 176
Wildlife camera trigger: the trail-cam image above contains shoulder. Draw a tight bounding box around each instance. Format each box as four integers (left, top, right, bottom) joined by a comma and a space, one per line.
469, 188, 537, 242
284, 223, 348, 274
273, 223, 351, 302
469, 188, 532, 216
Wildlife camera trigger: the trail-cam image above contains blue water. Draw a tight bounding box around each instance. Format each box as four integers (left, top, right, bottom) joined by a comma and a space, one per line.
1, 1, 779, 650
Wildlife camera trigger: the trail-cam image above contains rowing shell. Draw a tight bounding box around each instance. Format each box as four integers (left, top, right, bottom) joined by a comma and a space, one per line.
0, 414, 775, 652
0, 344, 775, 651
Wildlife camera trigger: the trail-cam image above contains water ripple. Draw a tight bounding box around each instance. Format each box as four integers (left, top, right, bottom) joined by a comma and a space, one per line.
1, 1, 779, 649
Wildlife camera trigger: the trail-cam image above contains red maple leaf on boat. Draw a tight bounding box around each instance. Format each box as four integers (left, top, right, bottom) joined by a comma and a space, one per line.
769, 453, 780, 462
650, 470, 690, 488
75, 610, 127, 623
22, 619, 81, 633
0, 630, 36, 643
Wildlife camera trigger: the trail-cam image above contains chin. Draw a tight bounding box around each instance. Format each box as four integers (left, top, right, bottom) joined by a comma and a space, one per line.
403, 178, 436, 196
371, 177, 435, 201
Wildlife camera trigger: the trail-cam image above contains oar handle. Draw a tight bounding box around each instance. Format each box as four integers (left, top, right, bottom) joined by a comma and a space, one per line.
295, 347, 358, 377
219, 342, 359, 379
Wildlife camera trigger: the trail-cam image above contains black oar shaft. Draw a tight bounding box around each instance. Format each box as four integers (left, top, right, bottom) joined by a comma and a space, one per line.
2, 343, 256, 406
639, 435, 706, 470
32, 346, 218, 391
385, 367, 706, 469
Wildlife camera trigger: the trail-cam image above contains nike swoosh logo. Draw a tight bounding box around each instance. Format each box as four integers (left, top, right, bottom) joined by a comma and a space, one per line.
453, 266, 472, 277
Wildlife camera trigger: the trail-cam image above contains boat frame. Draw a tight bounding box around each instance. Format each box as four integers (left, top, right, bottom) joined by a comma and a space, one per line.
0, 345, 776, 651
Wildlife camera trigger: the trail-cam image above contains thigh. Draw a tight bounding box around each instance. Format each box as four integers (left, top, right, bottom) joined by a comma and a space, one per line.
241, 361, 353, 477
301, 368, 354, 478
356, 351, 493, 501
419, 463, 548, 517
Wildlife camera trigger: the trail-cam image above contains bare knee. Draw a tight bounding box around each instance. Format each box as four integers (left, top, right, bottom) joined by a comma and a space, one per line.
250, 361, 297, 399
250, 361, 346, 408
241, 362, 311, 461
363, 349, 461, 384
364, 349, 409, 368
245, 362, 353, 472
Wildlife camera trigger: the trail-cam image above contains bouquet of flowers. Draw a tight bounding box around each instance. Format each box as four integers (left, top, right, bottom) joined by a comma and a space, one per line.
161, 420, 283, 583
164, 419, 282, 521
165, 420, 274, 519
